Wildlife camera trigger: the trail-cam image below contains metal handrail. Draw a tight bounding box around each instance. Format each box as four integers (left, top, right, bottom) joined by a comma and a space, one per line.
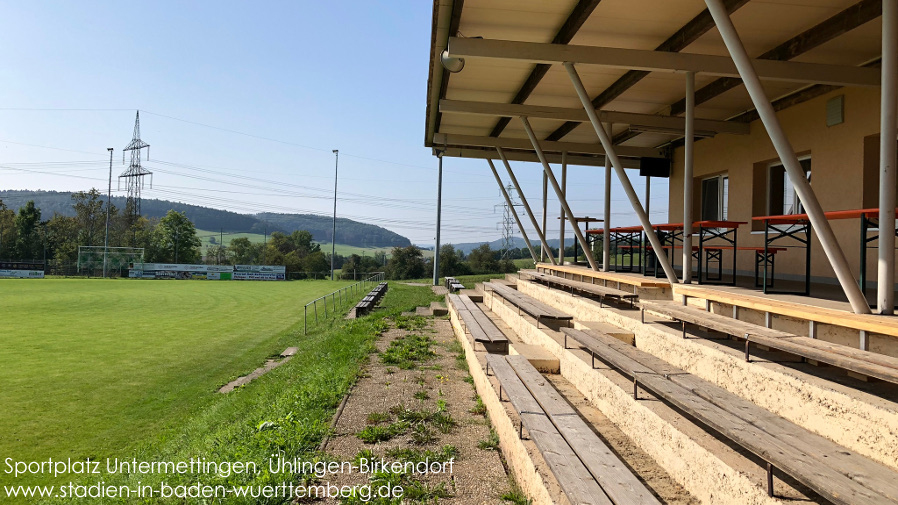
303, 272, 386, 334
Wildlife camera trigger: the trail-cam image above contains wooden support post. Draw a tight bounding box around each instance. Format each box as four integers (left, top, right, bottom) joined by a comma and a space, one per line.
767, 462, 775, 497
809, 320, 818, 339
860, 330, 869, 351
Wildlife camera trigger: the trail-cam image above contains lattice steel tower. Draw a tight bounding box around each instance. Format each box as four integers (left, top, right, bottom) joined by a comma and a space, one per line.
496, 183, 521, 260
120, 111, 152, 226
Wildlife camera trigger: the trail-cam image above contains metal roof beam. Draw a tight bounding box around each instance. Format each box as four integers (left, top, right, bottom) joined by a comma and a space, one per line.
433, 132, 664, 158
669, 0, 882, 117
447, 37, 882, 87
488, 0, 602, 138
545, 0, 750, 142
439, 99, 749, 135
439, 147, 637, 169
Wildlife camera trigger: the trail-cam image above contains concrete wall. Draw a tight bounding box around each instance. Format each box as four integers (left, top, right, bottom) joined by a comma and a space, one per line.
668, 86, 892, 285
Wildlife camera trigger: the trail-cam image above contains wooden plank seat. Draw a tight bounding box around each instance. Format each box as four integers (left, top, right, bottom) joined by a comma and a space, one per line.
355, 300, 373, 316
536, 263, 669, 289
520, 269, 638, 308
444, 277, 466, 293
640, 300, 898, 385
562, 326, 898, 505
355, 283, 388, 316
485, 354, 662, 505
674, 283, 898, 340
454, 295, 509, 353
485, 281, 573, 327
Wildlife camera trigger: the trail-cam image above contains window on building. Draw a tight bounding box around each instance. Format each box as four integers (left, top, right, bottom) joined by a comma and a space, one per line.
768, 158, 811, 215
701, 174, 728, 221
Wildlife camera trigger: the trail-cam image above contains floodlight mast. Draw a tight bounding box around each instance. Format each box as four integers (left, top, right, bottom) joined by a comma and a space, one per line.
104, 148, 113, 278
331, 149, 339, 281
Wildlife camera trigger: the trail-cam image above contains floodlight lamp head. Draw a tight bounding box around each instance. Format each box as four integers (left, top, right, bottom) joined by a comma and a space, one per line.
332, 149, 338, 154
440, 50, 465, 73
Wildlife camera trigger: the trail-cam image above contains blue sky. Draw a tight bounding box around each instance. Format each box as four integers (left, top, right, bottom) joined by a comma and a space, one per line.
0, 1, 666, 246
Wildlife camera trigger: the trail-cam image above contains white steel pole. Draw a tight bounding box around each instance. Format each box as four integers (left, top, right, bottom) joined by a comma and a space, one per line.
564, 62, 678, 283
331, 149, 338, 281
104, 148, 113, 279
603, 149, 611, 272
705, 0, 870, 314
683, 71, 695, 283
541, 171, 548, 262
519, 117, 600, 271
497, 147, 557, 265
879, 0, 898, 314
560, 153, 567, 263
486, 159, 540, 262
433, 151, 444, 286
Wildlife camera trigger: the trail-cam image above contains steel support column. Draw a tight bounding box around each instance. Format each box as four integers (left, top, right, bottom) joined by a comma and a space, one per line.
683, 71, 695, 283
487, 159, 540, 263
433, 151, 443, 286
564, 62, 678, 283
603, 141, 611, 271
519, 117, 600, 271
560, 153, 567, 263
541, 171, 548, 262
706, 0, 870, 314
496, 147, 557, 265
879, 0, 897, 314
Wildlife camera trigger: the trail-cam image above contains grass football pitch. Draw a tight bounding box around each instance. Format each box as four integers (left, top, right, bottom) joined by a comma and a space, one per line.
0, 278, 352, 471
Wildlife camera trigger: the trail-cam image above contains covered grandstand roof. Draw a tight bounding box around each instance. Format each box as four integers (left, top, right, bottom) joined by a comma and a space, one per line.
425, 0, 883, 162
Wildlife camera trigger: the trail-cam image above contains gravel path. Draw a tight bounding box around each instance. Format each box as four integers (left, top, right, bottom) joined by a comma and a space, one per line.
322, 316, 509, 504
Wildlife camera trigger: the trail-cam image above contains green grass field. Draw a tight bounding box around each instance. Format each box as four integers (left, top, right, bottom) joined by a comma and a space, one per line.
0, 278, 352, 484
195, 229, 433, 259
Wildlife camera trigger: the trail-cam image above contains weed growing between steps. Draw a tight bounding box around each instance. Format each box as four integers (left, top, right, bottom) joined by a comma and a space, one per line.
380, 333, 437, 369
356, 402, 457, 445
36, 284, 438, 505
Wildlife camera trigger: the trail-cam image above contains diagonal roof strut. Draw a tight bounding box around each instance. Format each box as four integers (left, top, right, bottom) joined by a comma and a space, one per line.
545, 0, 750, 142
488, 0, 602, 138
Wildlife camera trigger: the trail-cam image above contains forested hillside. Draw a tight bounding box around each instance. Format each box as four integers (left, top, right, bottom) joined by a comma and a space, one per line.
0, 190, 411, 247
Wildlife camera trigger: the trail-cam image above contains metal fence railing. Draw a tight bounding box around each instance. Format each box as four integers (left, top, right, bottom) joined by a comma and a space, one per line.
303, 272, 386, 334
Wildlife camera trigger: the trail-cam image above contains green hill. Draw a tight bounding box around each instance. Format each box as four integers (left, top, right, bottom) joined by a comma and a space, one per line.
0, 190, 412, 248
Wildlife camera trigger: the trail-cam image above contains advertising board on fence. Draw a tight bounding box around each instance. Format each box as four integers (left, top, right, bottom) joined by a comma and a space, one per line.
235, 265, 287, 274
129, 263, 283, 281
0, 269, 45, 278
233, 272, 284, 281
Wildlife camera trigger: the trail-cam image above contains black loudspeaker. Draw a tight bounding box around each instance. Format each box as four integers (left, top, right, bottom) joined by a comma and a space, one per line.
639, 157, 671, 178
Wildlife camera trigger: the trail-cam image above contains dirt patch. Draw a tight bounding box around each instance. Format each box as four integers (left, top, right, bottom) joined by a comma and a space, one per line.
218, 357, 290, 393
322, 316, 509, 504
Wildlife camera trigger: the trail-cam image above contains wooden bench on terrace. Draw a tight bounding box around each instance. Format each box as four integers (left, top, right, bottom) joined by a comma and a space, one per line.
355, 282, 388, 316
449, 293, 509, 353
674, 283, 898, 351
640, 300, 898, 385
536, 262, 669, 292
485, 353, 663, 505
520, 269, 638, 308
444, 277, 465, 293
561, 326, 898, 504
485, 281, 573, 328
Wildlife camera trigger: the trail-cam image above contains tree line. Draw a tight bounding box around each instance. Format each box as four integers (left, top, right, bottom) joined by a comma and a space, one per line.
382, 243, 519, 280
0, 190, 529, 280
0, 191, 332, 277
